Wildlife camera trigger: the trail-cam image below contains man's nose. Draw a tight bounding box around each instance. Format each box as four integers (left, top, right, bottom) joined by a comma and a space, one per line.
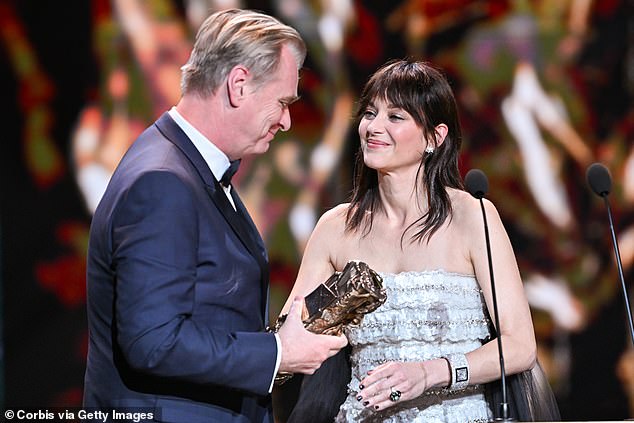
279, 107, 291, 132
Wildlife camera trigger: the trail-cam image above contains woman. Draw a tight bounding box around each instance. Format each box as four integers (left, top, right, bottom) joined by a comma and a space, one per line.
280, 59, 559, 422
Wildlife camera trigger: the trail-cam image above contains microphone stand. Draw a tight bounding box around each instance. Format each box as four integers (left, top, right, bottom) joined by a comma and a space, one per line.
474, 197, 513, 421
600, 193, 634, 346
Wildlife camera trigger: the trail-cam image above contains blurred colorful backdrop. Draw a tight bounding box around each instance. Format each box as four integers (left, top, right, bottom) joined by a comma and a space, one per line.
2, 0, 632, 420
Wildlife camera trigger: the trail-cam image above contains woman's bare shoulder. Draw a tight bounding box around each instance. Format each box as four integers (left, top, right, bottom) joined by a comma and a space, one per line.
449, 188, 500, 232
311, 203, 351, 238
321, 203, 350, 220
450, 188, 480, 219
298, 203, 353, 276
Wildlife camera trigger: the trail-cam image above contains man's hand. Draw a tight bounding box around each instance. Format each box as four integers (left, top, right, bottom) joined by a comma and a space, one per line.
277, 296, 348, 374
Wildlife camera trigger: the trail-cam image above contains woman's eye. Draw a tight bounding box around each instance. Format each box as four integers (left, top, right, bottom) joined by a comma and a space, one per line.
362, 110, 376, 118
389, 114, 404, 121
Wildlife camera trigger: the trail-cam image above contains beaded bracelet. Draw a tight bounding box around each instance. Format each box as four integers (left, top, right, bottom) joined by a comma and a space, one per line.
444, 353, 470, 391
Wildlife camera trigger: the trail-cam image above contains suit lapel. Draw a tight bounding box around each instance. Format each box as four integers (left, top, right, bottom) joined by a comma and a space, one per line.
231, 189, 271, 323
154, 113, 217, 186
205, 179, 269, 275
154, 113, 270, 320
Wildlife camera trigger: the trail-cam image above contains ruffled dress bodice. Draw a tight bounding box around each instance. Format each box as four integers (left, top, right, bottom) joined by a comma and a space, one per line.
335, 270, 494, 423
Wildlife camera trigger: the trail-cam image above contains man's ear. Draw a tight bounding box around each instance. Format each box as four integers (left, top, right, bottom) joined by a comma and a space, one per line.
227, 65, 249, 107
434, 123, 449, 146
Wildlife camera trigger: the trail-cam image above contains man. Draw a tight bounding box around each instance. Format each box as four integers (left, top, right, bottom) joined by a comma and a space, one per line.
83, 9, 347, 422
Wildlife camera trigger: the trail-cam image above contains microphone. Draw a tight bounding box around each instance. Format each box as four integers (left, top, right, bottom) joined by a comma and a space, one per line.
465, 168, 489, 199
465, 169, 513, 422
586, 163, 634, 346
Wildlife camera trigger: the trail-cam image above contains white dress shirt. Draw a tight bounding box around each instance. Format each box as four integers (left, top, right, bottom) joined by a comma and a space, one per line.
168, 107, 236, 209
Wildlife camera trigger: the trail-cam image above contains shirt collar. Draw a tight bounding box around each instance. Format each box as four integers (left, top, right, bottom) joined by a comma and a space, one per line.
168, 107, 230, 182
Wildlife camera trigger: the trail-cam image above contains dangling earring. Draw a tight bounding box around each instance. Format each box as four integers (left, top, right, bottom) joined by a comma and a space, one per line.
425, 145, 435, 154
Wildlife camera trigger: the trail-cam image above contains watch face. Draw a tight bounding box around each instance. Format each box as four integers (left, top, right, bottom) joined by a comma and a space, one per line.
456, 366, 469, 383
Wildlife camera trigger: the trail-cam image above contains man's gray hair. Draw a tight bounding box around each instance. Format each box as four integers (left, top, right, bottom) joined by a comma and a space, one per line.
180, 9, 306, 97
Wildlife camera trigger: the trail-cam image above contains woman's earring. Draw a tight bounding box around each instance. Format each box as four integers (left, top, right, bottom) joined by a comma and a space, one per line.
425, 145, 435, 154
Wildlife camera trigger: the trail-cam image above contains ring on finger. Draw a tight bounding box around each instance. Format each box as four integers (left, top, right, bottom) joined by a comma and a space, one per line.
389, 386, 402, 402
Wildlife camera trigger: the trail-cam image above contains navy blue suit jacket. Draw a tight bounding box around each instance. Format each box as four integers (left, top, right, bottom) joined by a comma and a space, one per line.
84, 113, 277, 422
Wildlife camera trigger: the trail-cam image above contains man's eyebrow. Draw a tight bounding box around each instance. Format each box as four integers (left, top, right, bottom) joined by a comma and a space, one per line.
281, 95, 301, 105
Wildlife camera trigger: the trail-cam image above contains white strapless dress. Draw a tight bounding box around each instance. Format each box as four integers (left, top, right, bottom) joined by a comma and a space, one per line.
335, 270, 493, 423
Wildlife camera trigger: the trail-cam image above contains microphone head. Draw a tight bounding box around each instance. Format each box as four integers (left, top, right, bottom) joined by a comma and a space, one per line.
465, 168, 489, 199
586, 162, 612, 197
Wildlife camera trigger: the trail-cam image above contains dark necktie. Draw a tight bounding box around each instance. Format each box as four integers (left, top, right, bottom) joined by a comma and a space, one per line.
220, 159, 241, 187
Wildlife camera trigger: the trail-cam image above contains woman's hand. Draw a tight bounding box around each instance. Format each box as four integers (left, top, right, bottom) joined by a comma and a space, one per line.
356, 361, 430, 411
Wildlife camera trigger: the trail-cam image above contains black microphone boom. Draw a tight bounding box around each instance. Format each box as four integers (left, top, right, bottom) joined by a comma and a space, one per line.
586, 163, 634, 346
465, 169, 513, 422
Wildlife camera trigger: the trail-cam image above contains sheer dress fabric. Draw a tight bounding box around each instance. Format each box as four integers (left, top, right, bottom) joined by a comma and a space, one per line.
335, 270, 493, 423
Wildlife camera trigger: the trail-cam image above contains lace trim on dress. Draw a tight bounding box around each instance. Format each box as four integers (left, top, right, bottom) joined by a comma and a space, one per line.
377, 269, 476, 278
361, 318, 489, 329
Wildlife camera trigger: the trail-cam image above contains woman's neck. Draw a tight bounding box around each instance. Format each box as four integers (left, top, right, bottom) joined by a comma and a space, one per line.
377, 169, 427, 226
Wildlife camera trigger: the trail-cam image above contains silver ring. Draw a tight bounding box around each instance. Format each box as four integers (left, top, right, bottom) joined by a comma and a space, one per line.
389, 387, 402, 402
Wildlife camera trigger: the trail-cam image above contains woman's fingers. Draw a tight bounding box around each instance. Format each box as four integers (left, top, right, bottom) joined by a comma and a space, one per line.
356, 361, 428, 411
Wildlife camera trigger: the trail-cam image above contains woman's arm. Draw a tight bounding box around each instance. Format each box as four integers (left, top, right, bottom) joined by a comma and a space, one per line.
466, 197, 537, 384
280, 204, 349, 315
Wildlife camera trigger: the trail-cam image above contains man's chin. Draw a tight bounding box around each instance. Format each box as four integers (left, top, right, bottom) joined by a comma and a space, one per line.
259, 137, 273, 152
247, 142, 271, 156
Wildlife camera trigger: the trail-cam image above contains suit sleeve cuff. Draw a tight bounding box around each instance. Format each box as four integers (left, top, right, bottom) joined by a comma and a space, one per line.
268, 333, 282, 393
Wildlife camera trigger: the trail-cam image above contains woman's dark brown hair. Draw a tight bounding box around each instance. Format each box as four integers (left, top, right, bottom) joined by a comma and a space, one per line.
346, 59, 463, 244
